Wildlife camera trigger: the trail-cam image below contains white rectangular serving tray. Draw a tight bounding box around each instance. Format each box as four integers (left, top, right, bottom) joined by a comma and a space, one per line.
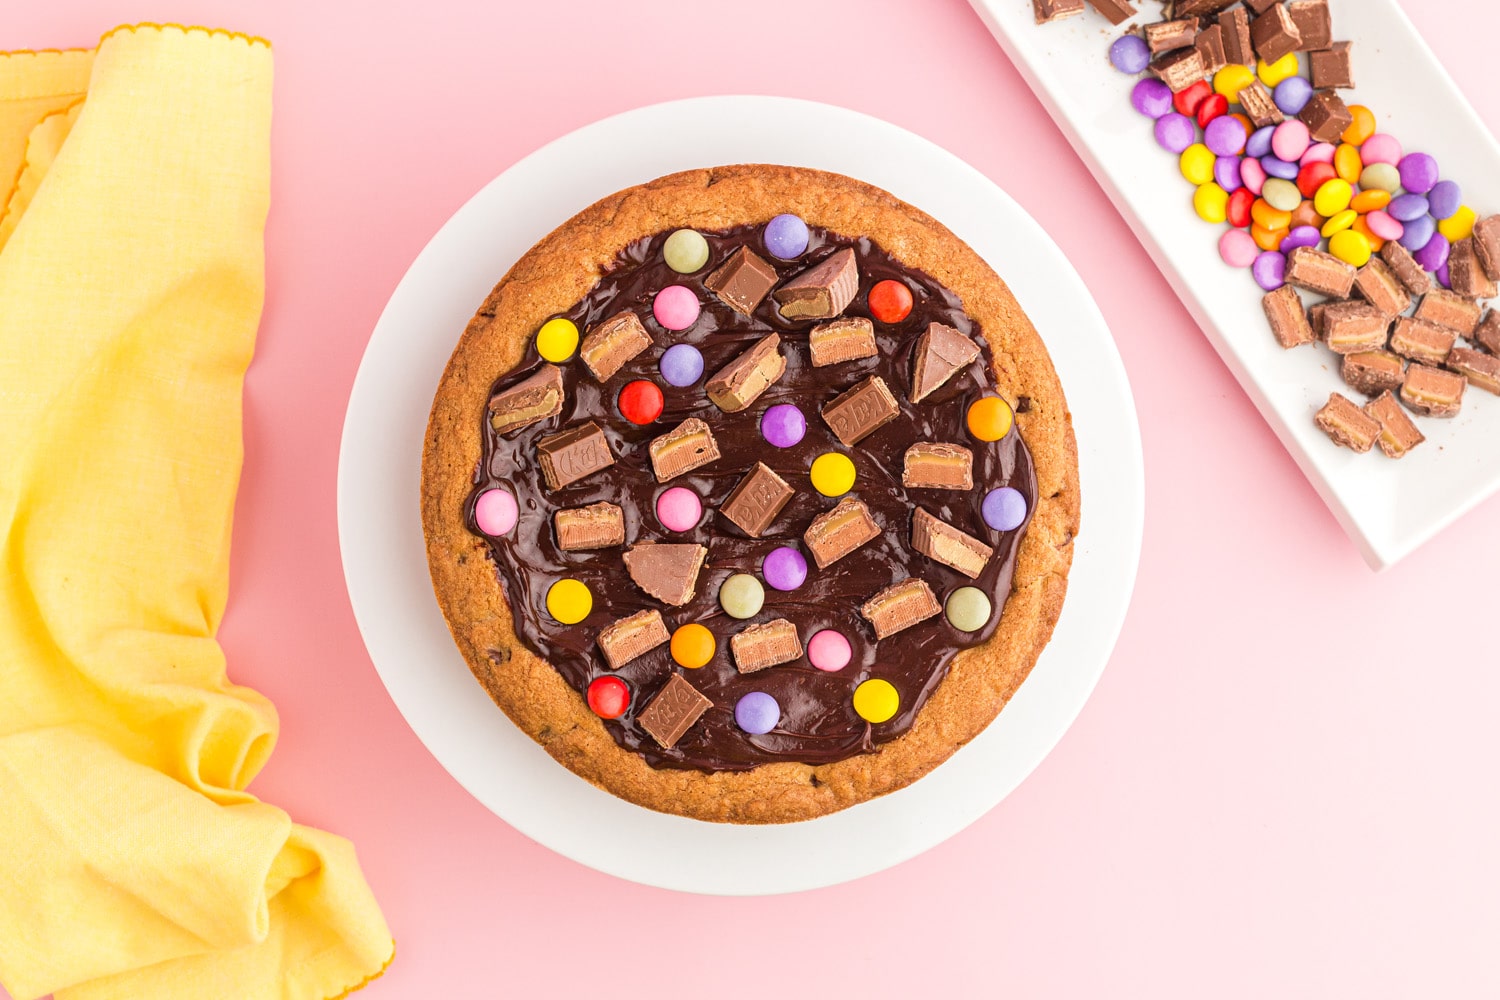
970, 0, 1500, 569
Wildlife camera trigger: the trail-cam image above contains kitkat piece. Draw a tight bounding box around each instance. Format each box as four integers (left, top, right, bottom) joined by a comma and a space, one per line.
803, 497, 882, 569
720, 462, 795, 537
822, 375, 900, 445
1218, 7, 1254, 66
1446, 239, 1498, 300
1299, 90, 1353, 143
1322, 302, 1390, 355
1341, 351, 1405, 397
596, 609, 670, 670
1382, 240, 1433, 296
1362, 391, 1425, 459
730, 619, 803, 673
1309, 41, 1353, 89
1314, 393, 1380, 453
1354, 258, 1413, 317
489, 363, 564, 436
1288, 0, 1332, 51
704, 246, 779, 316
705, 333, 786, 412
902, 443, 975, 490
637, 673, 712, 749
1085, 0, 1137, 24
622, 542, 708, 607
860, 579, 941, 640
1471, 215, 1500, 281
1153, 47, 1208, 92
1262, 285, 1316, 348
1194, 23, 1228, 74
1238, 81, 1285, 128
580, 311, 652, 383
911, 509, 994, 580
1250, 5, 1302, 64
1446, 347, 1500, 395
554, 502, 625, 551
1032, 0, 1085, 22
1414, 289, 1483, 337
910, 322, 982, 402
809, 317, 877, 367
773, 248, 859, 321
648, 418, 721, 481
1389, 317, 1457, 366
1286, 246, 1356, 297
536, 421, 615, 490
1474, 311, 1500, 355
1175, 0, 1237, 16
1145, 19, 1198, 54
1401, 363, 1467, 417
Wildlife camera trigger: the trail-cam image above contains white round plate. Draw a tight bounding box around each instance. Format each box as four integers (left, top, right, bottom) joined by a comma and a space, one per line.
338, 96, 1143, 896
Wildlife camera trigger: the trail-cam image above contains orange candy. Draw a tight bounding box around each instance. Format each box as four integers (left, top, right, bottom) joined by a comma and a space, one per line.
1229, 112, 1254, 138
1350, 189, 1391, 214
1342, 104, 1376, 146
1251, 199, 1292, 231
1251, 224, 1289, 252
1351, 215, 1386, 253
1333, 144, 1364, 184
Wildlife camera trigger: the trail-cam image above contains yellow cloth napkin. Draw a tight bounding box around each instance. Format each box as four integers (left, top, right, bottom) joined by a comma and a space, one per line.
0, 24, 393, 1000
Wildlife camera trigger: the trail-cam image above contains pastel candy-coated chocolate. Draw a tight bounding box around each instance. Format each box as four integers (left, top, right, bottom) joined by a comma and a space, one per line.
1329, 230, 1373, 268
1271, 120, 1310, 163
663, 229, 710, 273
867, 279, 913, 323
1321, 210, 1357, 238
1436, 263, 1451, 288
1366, 210, 1404, 242
945, 587, 993, 633
1297, 162, 1337, 199
982, 486, 1028, 531
1205, 117, 1247, 157
807, 629, 852, 672
760, 403, 806, 448
809, 452, 856, 497
1214, 65, 1256, 100
1260, 155, 1300, 181
1245, 126, 1275, 159
586, 676, 629, 719
1261, 178, 1301, 213
1333, 144, 1363, 184
1388, 194, 1430, 223
966, 396, 1013, 442
1398, 214, 1436, 253
1155, 113, 1197, 154
1110, 34, 1151, 74
535, 317, 579, 362
618, 378, 664, 424
1343, 105, 1377, 146
1257, 52, 1299, 87
546, 578, 592, 625
1413, 231, 1450, 271
1239, 157, 1267, 196
1174, 80, 1211, 117
1313, 179, 1353, 217
1300, 142, 1335, 166
659, 343, 705, 386
653, 285, 700, 331
1220, 229, 1259, 267
1398, 153, 1440, 195
1359, 163, 1401, 195
1181, 144, 1216, 185
1280, 226, 1321, 253
1427, 180, 1462, 221
1273, 77, 1313, 115
474, 487, 518, 536
719, 573, 765, 620
1360, 134, 1403, 166
670, 623, 716, 668
852, 679, 899, 725
762, 546, 808, 592
1194, 183, 1230, 223
1132, 78, 1174, 119
734, 692, 780, 735
1214, 156, 1244, 194
763, 214, 809, 259
1252, 251, 1287, 291
1438, 205, 1477, 242
656, 486, 702, 532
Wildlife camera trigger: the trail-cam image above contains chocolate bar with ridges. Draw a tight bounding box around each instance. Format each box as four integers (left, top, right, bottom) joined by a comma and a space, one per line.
536, 421, 614, 490
910, 322, 981, 402
1238, 81, 1285, 128
1032, 0, 1085, 23
1145, 19, 1198, 54
719, 462, 795, 538
1153, 47, 1207, 92
622, 542, 708, 607
860, 579, 941, 640
822, 375, 899, 446
554, 502, 625, 551
637, 673, 712, 749
730, 619, 803, 674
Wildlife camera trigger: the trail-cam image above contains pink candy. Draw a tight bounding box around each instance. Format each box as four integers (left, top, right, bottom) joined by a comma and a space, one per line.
1366, 210, 1405, 241
1219, 229, 1258, 268
652, 285, 700, 331
807, 629, 852, 672
1271, 120, 1310, 162
1239, 157, 1267, 196
1361, 133, 1403, 165
474, 488, 518, 536
656, 486, 702, 532
1300, 142, 1335, 166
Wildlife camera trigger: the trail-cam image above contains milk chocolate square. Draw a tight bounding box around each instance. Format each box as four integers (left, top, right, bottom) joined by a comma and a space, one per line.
554, 502, 625, 551
1447, 239, 1498, 300
1153, 47, 1207, 92
1446, 347, 1500, 396
580, 311, 652, 383
648, 418, 721, 481
1194, 24, 1228, 74
822, 375, 899, 446
1288, 0, 1332, 51
911, 509, 994, 580
704, 246, 779, 316
1033, 0, 1085, 22
1145, 19, 1198, 54
1175, 0, 1237, 19
1243, 0, 1280, 13
1322, 302, 1389, 355
623, 542, 708, 607
1309, 40, 1353, 89
773, 248, 858, 321
1250, 5, 1302, 64
1298, 90, 1353, 143
1414, 289, 1483, 337
1341, 351, 1405, 397
489, 363, 564, 436
1286, 246, 1356, 297
637, 673, 711, 749
1471, 215, 1500, 281
910, 323, 981, 403
1381, 240, 1433, 297
730, 619, 803, 674
596, 609, 670, 670
1262, 285, 1315, 349
803, 497, 881, 569
1314, 393, 1380, 453
719, 462, 794, 538
902, 443, 975, 490
1085, 0, 1137, 25
1218, 7, 1254, 67
705, 333, 786, 412
1354, 257, 1413, 317
860, 579, 941, 640
536, 421, 615, 490
1390, 317, 1457, 366
1362, 391, 1425, 459
1238, 81, 1285, 128
809, 317, 877, 367
1401, 363, 1466, 418
1473, 311, 1500, 355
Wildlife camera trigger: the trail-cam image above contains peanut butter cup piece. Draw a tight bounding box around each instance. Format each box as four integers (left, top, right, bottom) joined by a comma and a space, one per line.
488, 364, 564, 436
860, 579, 941, 640
579, 311, 652, 383
536, 421, 614, 490
1401, 363, 1466, 418
1314, 393, 1380, 453
705, 333, 786, 413
1362, 391, 1425, 459
822, 375, 899, 446
910, 322, 981, 402
1341, 351, 1405, 397
902, 443, 975, 490
637, 673, 711, 750
704, 246, 779, 316
622, 541, 708, 607
648, 418, 721, 481
1262, 286, 1316, 349
911, 509, 994, 580
1414, 289, 1483, 337
554, 501, 625, 551
1390, 317, 1457, 367
596, 609, 671, 670
809, 317, 877, 367
1446, 347, 1500, 396
803, 497, 881, 569
730, 619, 803, 674
719, 462, 794, 538
773, 248, 858, 321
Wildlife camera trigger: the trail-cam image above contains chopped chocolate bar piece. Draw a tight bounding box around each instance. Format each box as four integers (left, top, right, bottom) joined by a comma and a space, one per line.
1238, 81, 1285, 128
1446, 347, 1500, 395
730, 619, 803, 673
1314, 393, 1380, 453
704, 245, 779, 316
1194, 23, 1228, 74
1175, 0, 1237, 19
1381, 240, 1433, 297
860, 579, 941, 640
1243, 0, 1279, 13
1032, 0, 1085, 22
596, 609, 670, 670
1471, 215, 1500, 281
1414, 289, 1483, 337
1341, 351, 1405, 397
773, 248, 858, 321
622, 541, 708, 607
1362, 391, 1425, 459
1262, 285, 1316, 349
1322, 302, 1390, 355
902, 443, 975, 490
911, 509, 994, 580
1285, 246, 1356, 297
1446, 239, 1498, 299
1309, 40, 1353, 89
1308, 302, 1331, 340
648, 418, 721, 481
1250, 5, 1302, 64
1085, 0, 1137, 25
803, 497, 881, 569
580, 311, 652, 383
1218, 7, 1254, 67
1145, 19, 1198, 54
554, 502, 625, 551
1288, 0, 1332, 51
1153, 47, 1207, 92
910, 322, 982, 402
536, 421, 615, 490
489, 363, 564, 436
719, 462, 795, 537
705, 333, 786, 412
809, 317, 878, 367
637, 673, 711, 750
1354, 258, 1413, 317
1401, 363, 1467, 417
1474, 311, 1500, 355
1298, 90, 1353, 143
1390, 317, 1457, 366
822, 375, 900, 446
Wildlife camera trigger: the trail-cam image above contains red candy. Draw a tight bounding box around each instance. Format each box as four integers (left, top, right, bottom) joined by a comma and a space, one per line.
1194, 93, 1228, 129
1173, 80, 1212, 117
1226, 188, 1255, 229
618, 379, 664, 425
867, 279, 913, 324
1297, 161, 1338, 200
587, 676, 630, 719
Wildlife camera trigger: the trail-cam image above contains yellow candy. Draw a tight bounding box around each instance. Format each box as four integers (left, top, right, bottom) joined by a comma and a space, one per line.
1333, 144, 1363, 185
535, 317, 579, 363
810, 452, 856, 497
1329, 229, 1373, 267
1313, 178, 1353, 217
967, 397, 1014, 442
1439, 205, 1477, 243
1214, 64, 1256, 100
1193, 182, 1229, 224
670, 623, 715, 669
546, 578, 592, 625
853, 678, 900, 724
1257, 52, 1299, 87
1320, 210, 1357, 238
1180, 143, 1215, 186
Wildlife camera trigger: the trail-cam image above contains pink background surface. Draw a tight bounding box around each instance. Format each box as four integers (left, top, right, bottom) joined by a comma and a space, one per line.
8, 2, 1500, 997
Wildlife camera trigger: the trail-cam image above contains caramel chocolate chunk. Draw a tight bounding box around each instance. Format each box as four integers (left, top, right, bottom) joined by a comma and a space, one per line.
1390, 316, 1457, 366
1174, 0, 1237, 16
622, 541, 707, 607
705, 333, 786, 412
803, 497, 881, 569
1237, 81, 1285, 128
860, 579, 941, 640
1362, 391, 1425, 459
1153, 47, 1207, 92
1323, 302, 1390, 355
902, 443, 975, 490
1341, 351, 1405, 397
648, 418, 721, 481
704, 246, 779, 316
1242, 0, 1279, 13
1309, 40, 1353, 89
1145, 19, 1198, 54
1032, 0, 1085, 22
719, 462, 794, 537
1218, 7, 1254, 67
1308, 302, 1331, 341
911, 509, 994, 580
1285, 246, 1356, 297
1288, 0, 1332, 51
536, 421, 615, 490
730, 619, 803, 674
1471, 215, 1500, 281
773, 248, 858, 321
596, 609, 670, 670
1298, 90, 1353, 143
489, 364, 564, 436
637, 673, 711, 750
1474, 311, 1500, 355
1194, 23, 1228, 74
1401, 363, 1466, 418
1446, 347, 1500, 396
1262, 285, 1315, 349
1381, 240, 1432, 297
822, 375, 899, 446
554, 501, 625, 551
1446, 239, 1498, 300
910, 322, 982, 402
1414, 289, 1483, 337
1314, 393, 1380, 454
809, 317, 877, 367
1354, 257, 1413, 317
580, 311, 652, 383
1250, 5, 1302, 64
1085, 0, 1137, 25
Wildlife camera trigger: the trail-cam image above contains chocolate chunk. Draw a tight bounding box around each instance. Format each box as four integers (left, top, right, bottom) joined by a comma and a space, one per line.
596, 609, 670, 670
1447, 239, 1498, 300
637, 673, 711, 749
719, 462, 794, 537
773, 248, 858, 321
803, 497, 881, 569
1286, 246, 1356, 297
1323, 302, 1390, 355
730, 619, 803, 674
1288, 0, 1332, 51
554, 501, 625, 551
1474, 311, 1500, 355
1085, 0, 1137, 25
1250, 5, 1302, 64
489, 363, 564, 436
1414, 289, 1482, 337
1362, 391, 1425, 459
1471, 215, 1500, 281
1446, 347, 1500, 395
910, 322, 982, 402
1153, 47, 1208, 92
1341, 351, 1405, 397
1262, 285, 1316, 348
536, 421, 615, 490
902, 442, 975, 490
1314, 393, 1380, 453
622, 541, 708, 607
1381, 240, 1433, 296
860, 579, 941, 640
1194, 23, 1228, 75
1401, 363, 1466, 417
1145, 19, 1198, 54
822, 375, 900, 446
1237, 81, 1285, 128
1298, 90, 1353, 143
1175, 0, 1237, 18
1218, 7, 1254, 67
809, 317, 877, 367
1354, 258, 1413, 317
1308, 302, 1332, 340
911, 509, 994, 580
1390, 317, 1457, 366
1309, 40, 1353, 89
647, 418, 721, 481
705, 333, 786, 412
1243, 0, 1280, 12
1032, 0, 1085, 22
704, 246, 779, 316
579, 311, 652, 383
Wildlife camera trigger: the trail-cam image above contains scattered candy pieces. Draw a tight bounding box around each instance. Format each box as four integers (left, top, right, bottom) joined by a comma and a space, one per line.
1262, 178, 1300, 213
1156, 113, 1197, 154
670, 623, 716, 669
1273, 77, 1312, 116
1329, 229, 1373, 268
867, 279, 913, 324
763, 214, 809, 259
1314, 178, 1354, 216
853, 678, 899, 725
1272, 120, 1310, 162
1252, 251, 1286, 291
586, 676, 629, 718
659, 343, 705, 387
807, 629, 852, 672
1342, 105, 1376, 146
1427, 180, 1462, 221
1181, 143, 1215, 185
656, 486, 702, 532
1438, 205, 1477, 243
762, 546, 808, 592
810, 452, 857, 497
719, 573, 765, 620
663, 229, 710, 274
1109, 33, 1150, 73
1194, 183, 1229, 223
945, 587, 993, 633
535, 317, 579, 363
1132, 78, 1173, 119
1220, 229, 1258, 267
1398, 153, 1440, 194
966, 397, 1013, 442
618, 379, 664, 424
760, 403, 806, 448
1360, 134, 1402, 166
474, 487, 518, 536
735, 691, 780, 735
546, 578, 592, 625
1213, 65, 1254, 101
1359, 162, 1400, 194
652, 285, 700, 331
982, 486, 1028, 531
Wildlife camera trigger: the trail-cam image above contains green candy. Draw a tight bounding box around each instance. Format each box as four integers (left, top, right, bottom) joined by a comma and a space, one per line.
945, 587, 992, 633
1359, 163, 1401, 195
1261, 178, 1301, 213
663, 229, 710, 274
719, 573, 765, 620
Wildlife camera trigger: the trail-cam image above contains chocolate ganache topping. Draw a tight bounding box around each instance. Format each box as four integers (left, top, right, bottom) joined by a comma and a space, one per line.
466, 222, 1036, 772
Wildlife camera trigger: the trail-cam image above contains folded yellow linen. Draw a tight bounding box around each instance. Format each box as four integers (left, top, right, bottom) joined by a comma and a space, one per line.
0, 24, 393, 1000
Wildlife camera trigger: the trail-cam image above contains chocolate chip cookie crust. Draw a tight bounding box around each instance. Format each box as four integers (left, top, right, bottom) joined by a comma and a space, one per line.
421, 165, 1080, 823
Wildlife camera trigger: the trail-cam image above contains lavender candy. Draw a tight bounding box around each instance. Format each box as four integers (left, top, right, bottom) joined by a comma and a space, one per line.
1427, 180, 1462, 221
1387, 194, 1430, 223
1252, 251, 1287, 292
734, 692, 780, 735
1133, 78, 1175, 119
1260, 155, 1300, 180
1398, 214, 1436, 253
1398, 153, 1440, 195
982, 488, 1028, 532
1273, 77, 1313, 116
1436, 262, 1451, 289
1110, 34, 1151, 74
763, 214, 810, 259
1246, 126, 1276, 159
1280, 226, 1322, 253
1413, 232, 1451, 272
1205, 116, 1247, 157
760, 403, 806, 448
1214, 156, 1244, 193
761, 546, 808, 592
659, 343, 705, 387
1155, 112, 1197, 153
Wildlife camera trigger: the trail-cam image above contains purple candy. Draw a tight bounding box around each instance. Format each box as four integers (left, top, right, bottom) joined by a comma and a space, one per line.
1252, 251, 1287, 291
1398, 153, 1440, 195
1436, 262, 1451, 289
1205, 116, 1246, 156
1154, 112, 1196, 153
1132, 78, 1174, 119
982, 488, 1028, 532
761, 546, 808, 592
1273, 77, 1313, 116
658, 343, 704, 387
1280, 226, 1322, 253
1245, 126, 1276, 159
1388, 194, 1430, 223
1214, 156, 1244, 193
1398, 214, 1436, 253
763, 214, 809, 259
760, 403, 806, 448
1414, 232, 1451, 272
734, 692, 780, 735
1427, 180, 1462, 221
1110, 34, 1151, 74
1260, 155, 1300, 180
